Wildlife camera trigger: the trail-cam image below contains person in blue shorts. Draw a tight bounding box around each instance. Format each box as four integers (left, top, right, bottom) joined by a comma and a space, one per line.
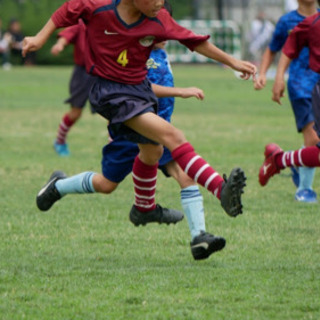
254, 0, 320, 203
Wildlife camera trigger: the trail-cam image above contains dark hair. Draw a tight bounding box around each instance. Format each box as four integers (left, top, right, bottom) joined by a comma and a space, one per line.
164, 0, 173, 16
9, 18, 19, 25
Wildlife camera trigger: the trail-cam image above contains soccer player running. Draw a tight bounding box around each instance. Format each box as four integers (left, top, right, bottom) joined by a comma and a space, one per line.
259, 3, 320, 188
23, 0, 256, 251
99, 36, 225, 260
254, 0, 320, 203
51, 19, 96, 157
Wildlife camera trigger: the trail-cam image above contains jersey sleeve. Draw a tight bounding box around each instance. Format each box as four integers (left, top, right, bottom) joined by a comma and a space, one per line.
282, 16, 312, 60
58, 24, 80, 44
268, 16, 289, 52
158, 12, 209, 51
51, 0, 100, 28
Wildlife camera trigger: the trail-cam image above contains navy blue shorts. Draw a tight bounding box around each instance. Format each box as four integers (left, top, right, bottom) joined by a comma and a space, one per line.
312, 82, 320, 138
290, 98, 314, 132
90, 77, 158, 144
65, 65, 96, 109
101, 137, 173, 183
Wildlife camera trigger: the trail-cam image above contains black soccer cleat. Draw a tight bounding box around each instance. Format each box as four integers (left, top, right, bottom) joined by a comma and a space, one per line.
190, 231, 226, 260
220, 167, 246, 217
129, 204, 184, 226
36, 170, 67, 211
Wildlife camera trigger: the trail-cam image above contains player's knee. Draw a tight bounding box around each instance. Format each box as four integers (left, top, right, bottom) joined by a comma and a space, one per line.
139, 144, 163, 164
93, 175, 118, 194
163, 127, 186, 150
69, 108, 82, 121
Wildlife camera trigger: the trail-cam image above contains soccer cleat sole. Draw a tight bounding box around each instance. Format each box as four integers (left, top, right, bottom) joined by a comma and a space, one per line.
221, 168, 246, 217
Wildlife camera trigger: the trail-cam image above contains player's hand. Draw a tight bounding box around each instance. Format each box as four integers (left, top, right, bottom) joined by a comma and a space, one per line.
232, 60, 257, 81
254, 74, 267, 90
51, 43, 64, 56
22, 36, 43, 57
272, 78, 285, 105
179, 87, 204, 100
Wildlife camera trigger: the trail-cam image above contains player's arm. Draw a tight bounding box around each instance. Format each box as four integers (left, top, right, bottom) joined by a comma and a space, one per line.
254, 47, 276, 90
272, 18, 311, 105
194, 41, 257, 80
271, 52, 291, 105
51, 36, 68, 56
152, 83, 204, 100
22, 18, 56, 57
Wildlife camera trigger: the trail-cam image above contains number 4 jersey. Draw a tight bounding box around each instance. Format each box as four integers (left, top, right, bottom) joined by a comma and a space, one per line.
52, 0, 209, 84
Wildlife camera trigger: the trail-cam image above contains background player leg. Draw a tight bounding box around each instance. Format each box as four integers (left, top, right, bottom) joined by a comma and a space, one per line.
295, 122, 319, 202
54, 106, 82, 156
259, 143, 320, 186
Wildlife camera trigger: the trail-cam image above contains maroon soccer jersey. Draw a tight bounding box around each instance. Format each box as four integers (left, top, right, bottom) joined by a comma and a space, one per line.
283, 12, 320, 73
51, 0, 209, 84
58, 19, 87, 66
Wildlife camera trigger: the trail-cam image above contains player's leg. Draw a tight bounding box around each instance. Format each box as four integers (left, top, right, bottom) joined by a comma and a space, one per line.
36, 138, 134, 211
165, 160, 225, 260
54, 66, 95, 156
290, 97, 319, 202
296, 121, 319, 202
125, 112, 246, 217
36, 171, 118, 211
259, 143, 320, 186
54, 106, 83, 156
129, 143, 184, 226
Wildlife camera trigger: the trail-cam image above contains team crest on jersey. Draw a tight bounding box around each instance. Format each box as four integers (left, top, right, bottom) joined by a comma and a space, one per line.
139, 36, 155, 47
146, 58, 160, 70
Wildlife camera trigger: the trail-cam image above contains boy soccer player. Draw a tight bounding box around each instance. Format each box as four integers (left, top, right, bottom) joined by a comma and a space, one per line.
23, 0, 256, 239
99, 39, 226, 260
254, 0, 320, 202
259, 6, 320, 188
51, 19, 96, 157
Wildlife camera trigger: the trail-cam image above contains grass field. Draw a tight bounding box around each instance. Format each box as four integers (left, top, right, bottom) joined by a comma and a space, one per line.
0, 65, 319, 320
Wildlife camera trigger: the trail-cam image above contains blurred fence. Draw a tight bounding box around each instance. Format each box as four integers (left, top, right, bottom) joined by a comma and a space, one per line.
166, 20, 241, 63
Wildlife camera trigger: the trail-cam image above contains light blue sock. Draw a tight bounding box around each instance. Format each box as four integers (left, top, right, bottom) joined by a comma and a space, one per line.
55, 172, 96, 197
298, 166, 316, 191
181, 186, 206, 240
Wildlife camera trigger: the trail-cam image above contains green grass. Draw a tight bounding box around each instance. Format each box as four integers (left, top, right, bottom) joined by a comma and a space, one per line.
0, 65, 319, 320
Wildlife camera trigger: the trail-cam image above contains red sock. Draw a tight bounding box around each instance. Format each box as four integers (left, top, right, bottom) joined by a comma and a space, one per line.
171, 142, 224, 199
275, 146, 320, 168
56, 114, 75, 144
132, 156, 157, 212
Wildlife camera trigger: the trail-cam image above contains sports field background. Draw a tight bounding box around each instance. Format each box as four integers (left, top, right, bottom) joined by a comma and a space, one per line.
0, 65, 319, 319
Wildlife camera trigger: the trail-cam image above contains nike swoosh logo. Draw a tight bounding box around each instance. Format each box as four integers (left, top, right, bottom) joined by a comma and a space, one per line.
37, 178, 55, 196
191, 242, 209, 250
104, 30, 118, 35
263, 163, 271, 175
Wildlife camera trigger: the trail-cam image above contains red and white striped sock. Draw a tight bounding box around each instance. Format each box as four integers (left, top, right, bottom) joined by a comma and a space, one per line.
275, 146, 320, 168
56, 114, 75, 145
171, 142, 225, 199
132, 156, 157, 212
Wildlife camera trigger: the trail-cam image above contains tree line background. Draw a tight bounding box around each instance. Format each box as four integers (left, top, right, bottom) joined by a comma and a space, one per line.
0, 0, 194, 65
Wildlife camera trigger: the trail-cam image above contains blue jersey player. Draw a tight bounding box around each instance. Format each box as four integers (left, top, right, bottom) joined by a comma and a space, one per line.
254, 0, 320, 203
